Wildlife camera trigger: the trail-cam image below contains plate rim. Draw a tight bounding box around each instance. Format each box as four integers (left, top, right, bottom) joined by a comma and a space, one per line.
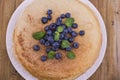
6, 0, 107, 80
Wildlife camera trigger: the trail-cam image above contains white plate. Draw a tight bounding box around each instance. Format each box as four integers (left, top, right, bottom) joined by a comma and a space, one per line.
6, 0, 107, 80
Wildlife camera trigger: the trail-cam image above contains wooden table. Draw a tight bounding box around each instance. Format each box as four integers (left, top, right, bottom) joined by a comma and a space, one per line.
0, 0, 120, 80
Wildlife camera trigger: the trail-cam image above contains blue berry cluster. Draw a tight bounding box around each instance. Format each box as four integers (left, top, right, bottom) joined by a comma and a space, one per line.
33, 9, 85, 62
41, 9, 52, 24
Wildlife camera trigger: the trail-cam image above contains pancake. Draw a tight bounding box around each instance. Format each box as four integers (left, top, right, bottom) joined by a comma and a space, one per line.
13, 0, 102, 80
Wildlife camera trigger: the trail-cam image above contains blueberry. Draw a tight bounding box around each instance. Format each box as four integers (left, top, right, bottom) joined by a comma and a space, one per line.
44, 35, 49, 40
62, 24, 67, 29
47, 36, 54, 43
58, 39, 62, 43
46, 48, 52, 53
79, 30, 85, 36
56, 17, 62, 26
52, 23, 57, 27
41, 55, 47, 61
63, 29, 68, 34
60, 33, 64, 39
56, 21, 61, 26
57, 17, 62, 22
52, 42, 60, 48
60, 24, 66, 28
52, 46, 58, 51
72, 23, 78, 28
60, 14, 65, 19
66, 46, 72, 51
68, 37, 74, 43
46, 30, 52, 35
49, 23, 56, 30
45, 41, 50, 47
55, 53, 62, 59
41, 17, 48, 24
47, 9, 52, 15
65, 13, 71, 18
44, 26, 49, 31
64, 35, 69, 40
49, 40, 54, 44
67, 27, 73, 33
73, 42, 79, 48
33, 45, 40, 51
39, 39, 45, 45
47, 15, 52, 20
71, 31, 78, 37
47, 36, 53, 40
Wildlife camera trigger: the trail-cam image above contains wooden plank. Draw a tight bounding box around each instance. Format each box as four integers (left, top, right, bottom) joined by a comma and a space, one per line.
89, 0, 120, 80
113, 0, 120, 79
0, 0, 24, 80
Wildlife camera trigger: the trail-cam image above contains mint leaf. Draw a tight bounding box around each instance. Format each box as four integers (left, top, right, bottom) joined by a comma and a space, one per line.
57, 26, 64, 32
54, 31, 60, 41
61, 40, 70, 48
64, 18, 75, 27
48, 51, 55, 59
33, 31, 46, 40
67, 51, 75, 59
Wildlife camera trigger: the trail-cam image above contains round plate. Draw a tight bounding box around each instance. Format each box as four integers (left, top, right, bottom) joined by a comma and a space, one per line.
6, 0, 107, 80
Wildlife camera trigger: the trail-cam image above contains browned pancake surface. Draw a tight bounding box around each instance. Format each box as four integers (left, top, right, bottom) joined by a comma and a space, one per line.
13, 0, 102, 80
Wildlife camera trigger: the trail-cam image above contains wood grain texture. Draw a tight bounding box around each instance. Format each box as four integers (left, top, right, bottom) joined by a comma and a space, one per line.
0, 0, 120, 80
